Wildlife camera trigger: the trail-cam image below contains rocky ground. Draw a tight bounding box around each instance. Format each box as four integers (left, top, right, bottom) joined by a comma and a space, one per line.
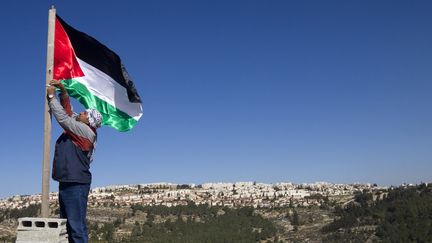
256, 205, 335, 243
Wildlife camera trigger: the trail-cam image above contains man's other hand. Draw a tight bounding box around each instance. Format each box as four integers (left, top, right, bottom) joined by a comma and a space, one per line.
47, 84, 56, 97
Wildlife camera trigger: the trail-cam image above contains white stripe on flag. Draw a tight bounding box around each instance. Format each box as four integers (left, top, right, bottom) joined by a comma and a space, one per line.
75, 58, 142, 120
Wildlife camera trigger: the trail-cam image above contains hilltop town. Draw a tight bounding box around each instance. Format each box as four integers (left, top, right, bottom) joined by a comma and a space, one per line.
0, 181, 384, 210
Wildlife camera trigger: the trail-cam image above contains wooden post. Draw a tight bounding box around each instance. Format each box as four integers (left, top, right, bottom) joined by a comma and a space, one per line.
41, 6, 56, 218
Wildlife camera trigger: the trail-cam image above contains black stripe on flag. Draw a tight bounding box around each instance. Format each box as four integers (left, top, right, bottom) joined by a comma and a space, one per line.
57, 16, 141, 103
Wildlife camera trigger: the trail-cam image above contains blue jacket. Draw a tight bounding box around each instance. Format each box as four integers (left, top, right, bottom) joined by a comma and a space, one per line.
48, 93, 97, 184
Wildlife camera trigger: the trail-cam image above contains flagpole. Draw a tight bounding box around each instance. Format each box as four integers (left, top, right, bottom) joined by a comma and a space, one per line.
41, 5, 56, 218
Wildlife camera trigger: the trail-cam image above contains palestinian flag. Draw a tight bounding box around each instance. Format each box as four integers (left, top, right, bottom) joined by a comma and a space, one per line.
53, 15, 142, 131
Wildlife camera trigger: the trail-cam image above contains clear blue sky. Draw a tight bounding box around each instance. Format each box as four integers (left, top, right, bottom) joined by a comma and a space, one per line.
0, 0, 431, 198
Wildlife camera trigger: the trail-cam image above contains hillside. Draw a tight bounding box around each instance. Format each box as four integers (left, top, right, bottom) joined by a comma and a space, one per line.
1, 182, 431, 242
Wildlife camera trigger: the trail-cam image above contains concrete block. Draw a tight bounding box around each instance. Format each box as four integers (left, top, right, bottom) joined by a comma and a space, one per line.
16, 217, 68, 243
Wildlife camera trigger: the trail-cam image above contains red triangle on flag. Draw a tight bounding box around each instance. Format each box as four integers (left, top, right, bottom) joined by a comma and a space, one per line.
53, 17, 84, 80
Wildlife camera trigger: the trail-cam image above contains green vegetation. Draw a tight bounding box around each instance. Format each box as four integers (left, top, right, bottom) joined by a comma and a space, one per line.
0, 236, 16, 243
176, 184, 191, 189
0, 203, 39, 221
89, 203, 277, 243
291, 209, 299, 231
322, 183, 432, 242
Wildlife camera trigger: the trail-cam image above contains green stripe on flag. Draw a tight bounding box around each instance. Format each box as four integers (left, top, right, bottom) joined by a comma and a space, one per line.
62, 79, 138, 132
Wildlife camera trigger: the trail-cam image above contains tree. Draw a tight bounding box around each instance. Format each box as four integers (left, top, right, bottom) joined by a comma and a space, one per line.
292, 210, 299, 231
131, 221, 142, 237
102, 222, 114, 241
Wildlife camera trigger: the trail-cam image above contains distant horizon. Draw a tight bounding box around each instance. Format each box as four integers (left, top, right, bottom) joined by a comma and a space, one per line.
3, 179, 430, 200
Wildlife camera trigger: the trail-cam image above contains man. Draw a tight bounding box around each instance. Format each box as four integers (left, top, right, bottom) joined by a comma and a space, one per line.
47, 79, 102, 243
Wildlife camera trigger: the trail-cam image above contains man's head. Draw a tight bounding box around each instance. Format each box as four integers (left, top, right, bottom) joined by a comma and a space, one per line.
76, 108, 103, 129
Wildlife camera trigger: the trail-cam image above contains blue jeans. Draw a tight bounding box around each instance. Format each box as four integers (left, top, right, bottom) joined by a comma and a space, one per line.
59, 182, 90, 243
